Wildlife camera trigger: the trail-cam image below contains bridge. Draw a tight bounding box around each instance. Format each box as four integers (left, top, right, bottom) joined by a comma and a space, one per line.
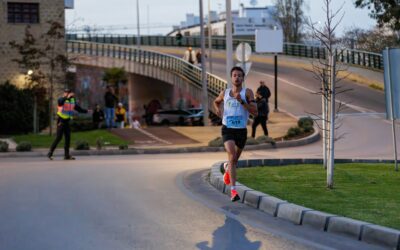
66, 35, 384, 121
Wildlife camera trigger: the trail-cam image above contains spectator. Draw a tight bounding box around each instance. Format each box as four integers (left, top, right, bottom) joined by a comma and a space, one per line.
92, 104, 105, 129
132, 118, 141, 129
257, 81, 271, 101
251, 90, 269, 138
175, 31, 183, 46
115, 102, 127, 128
104, 86, 118, 129
183, 47, 197, 64
147, 99, 162, 125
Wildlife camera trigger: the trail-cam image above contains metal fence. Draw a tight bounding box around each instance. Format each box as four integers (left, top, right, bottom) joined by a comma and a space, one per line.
67, 34, 384, 71
67, 40, 226, 100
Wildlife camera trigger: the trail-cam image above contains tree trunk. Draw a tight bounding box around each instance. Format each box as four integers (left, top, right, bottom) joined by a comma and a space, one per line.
33, 94, 38, 134
327, 55, 336, 189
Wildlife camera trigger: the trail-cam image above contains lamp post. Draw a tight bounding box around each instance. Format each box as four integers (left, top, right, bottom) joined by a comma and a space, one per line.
136, 0, 141, 48
207, 0, 213, 73
225, 0, 233, 87
200, 0, 209, 126
27, 70, 38, 134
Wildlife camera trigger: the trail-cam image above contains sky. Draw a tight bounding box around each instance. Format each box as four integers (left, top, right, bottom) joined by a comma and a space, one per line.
65, 0, 377, 36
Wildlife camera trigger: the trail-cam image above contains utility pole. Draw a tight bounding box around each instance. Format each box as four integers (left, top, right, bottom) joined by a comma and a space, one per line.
225, 0, 233, 87
207, 0, 213, 74
136, 0, 141, 48
200, 0, 209, 126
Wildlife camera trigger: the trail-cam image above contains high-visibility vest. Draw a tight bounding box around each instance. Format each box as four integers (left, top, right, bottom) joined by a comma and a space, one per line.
57, 98, 76, 119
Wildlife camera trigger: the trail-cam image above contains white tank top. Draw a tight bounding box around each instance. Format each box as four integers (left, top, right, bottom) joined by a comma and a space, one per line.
222, 88, 249, 129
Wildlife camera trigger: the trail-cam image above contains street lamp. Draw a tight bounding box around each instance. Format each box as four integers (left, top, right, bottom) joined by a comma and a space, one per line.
225, 0, 233, 87
199, 0, 209, 126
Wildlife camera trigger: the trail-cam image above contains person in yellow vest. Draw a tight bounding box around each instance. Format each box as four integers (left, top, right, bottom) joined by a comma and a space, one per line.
47, 89, 88, 160
115, 102, 127, 128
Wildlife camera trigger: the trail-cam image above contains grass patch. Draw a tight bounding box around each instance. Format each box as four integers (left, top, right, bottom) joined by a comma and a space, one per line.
237, 163, 400, 229
12, 130, 129, 148
369, 83, 384, 91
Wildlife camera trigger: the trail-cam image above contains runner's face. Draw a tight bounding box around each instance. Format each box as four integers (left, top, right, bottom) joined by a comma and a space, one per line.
231, 70, 244, 86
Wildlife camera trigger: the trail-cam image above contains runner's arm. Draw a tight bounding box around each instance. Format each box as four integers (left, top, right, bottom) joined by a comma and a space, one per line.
213, 90, 224, 117
242, 89, 257, 116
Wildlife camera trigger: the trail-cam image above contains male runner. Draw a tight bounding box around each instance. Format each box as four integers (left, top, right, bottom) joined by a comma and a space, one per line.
213, 66, 257, 202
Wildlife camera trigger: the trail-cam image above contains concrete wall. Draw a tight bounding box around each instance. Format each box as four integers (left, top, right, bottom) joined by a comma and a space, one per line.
0, 0, 65, 87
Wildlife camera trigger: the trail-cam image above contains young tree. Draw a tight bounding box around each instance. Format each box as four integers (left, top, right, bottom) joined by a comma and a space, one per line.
354, 0, 400, 38
308, 0, 350, 189
102, 67, 128, 98
274, 0, 308, 43
9, 26, 46, 134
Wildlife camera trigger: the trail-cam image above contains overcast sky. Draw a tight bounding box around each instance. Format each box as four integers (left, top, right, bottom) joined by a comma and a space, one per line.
65, 0, 377, 36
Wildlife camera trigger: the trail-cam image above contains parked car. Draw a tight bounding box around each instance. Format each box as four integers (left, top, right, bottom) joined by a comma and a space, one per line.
153, 109, 192, 126
186, 110, 204, 126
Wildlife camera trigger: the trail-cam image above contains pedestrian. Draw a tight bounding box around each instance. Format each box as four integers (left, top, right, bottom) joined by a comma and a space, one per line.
47, 89, 88, 160
213, 66, 257, 202
183, 47, 197, 64
147, 99, 162, 125
92, 104, 105, 129
104, 85, 118, 129
175, 30, 183, 47
257, 80, 271, 100
251, 90, 269, 138
115, 102, 127, 128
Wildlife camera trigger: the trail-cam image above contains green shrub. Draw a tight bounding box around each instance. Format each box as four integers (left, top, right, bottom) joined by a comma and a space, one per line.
246, 137, 260, 145
303, 125, 314, 133
0, 82, 49, 134
298, 117, 313, 128
256, 135, 276, 146
16, 141, 32, 152
208, 137, 224, 147
119, 144, 128, 150
96, 137, 104, 150
70, 117, 94, 132
286, 127, 301, 138
75, 140, 90, 150
0, 140, 9, 152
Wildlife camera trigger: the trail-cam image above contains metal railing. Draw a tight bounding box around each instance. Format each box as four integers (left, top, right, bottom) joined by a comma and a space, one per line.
67, 34, 384, 71
67, 40, 226, 100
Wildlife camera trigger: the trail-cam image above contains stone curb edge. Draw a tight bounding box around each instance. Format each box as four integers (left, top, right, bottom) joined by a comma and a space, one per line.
209, 158, 400, 250
0, 126, 320, 158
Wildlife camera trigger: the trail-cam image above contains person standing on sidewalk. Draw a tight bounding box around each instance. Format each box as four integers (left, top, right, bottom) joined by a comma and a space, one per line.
104, 86, 118, 129
47, 89, 88, 160
213, 66, 257, 202
251, 89, 269, 138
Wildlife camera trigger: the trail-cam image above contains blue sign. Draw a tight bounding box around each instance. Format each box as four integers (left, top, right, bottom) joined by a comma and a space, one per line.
383, 48, 400, 120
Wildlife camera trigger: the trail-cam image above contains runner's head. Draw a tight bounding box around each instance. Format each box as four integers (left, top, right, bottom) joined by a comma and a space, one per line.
230, 66, 245, 87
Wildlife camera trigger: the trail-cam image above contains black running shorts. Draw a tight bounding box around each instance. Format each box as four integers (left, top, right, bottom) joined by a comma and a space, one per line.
221, 125, 247, 149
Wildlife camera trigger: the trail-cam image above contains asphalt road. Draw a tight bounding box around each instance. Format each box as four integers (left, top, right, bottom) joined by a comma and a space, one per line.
0, 51, 396, 250
0, 155, 386, 250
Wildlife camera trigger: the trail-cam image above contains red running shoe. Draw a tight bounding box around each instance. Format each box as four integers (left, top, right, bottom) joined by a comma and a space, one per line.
223, 162, 230, 185
231, 189, 240, 202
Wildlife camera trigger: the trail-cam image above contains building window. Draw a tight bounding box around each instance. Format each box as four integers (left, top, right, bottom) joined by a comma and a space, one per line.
7, 2, 39, 24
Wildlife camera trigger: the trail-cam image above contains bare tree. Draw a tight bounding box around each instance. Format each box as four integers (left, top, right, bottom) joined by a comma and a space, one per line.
307, 0, 351, 189
274, 0, 308, 43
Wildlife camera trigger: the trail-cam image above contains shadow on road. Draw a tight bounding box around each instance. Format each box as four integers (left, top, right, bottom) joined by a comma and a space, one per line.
196, 213, 262, 250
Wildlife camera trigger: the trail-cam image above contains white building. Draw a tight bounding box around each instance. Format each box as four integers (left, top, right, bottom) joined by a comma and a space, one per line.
169, 5, 278, 37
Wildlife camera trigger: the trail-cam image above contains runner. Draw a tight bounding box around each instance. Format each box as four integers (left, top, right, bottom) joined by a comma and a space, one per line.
213, 66, 257, 202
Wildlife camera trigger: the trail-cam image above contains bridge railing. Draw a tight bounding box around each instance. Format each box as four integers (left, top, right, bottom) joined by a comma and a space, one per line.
67, 40, 226, 99
67, 34, 383, 71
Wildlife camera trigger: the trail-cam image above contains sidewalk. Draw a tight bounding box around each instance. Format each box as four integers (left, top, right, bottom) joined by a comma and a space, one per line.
0, 110, 321, 157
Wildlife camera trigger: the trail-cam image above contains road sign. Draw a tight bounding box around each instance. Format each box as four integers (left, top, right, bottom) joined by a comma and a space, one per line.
236, 62, 252, 76
235, 42, 252, 62
384, 48, 400, 120
255, 29, 283, 53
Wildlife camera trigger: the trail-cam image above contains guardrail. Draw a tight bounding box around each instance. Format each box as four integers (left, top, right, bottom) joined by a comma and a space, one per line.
67, 40, 226, 100
67, 34, 383, 71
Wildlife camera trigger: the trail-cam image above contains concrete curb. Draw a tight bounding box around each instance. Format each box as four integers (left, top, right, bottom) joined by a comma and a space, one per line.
0, 126, 320, 158
209, 158, 400, 250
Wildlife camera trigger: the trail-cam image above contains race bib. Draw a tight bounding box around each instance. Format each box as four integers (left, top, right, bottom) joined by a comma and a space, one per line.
226, 116, 245, 128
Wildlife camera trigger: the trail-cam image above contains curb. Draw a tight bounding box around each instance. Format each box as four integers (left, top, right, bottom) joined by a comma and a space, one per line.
209, 158, 400, 250
0, 127, 320, 158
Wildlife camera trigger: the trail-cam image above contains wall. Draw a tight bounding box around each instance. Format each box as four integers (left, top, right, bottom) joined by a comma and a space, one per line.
0, 0, 65, 87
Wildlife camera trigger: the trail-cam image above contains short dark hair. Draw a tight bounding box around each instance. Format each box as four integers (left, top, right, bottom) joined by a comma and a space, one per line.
230, 66, 245, 77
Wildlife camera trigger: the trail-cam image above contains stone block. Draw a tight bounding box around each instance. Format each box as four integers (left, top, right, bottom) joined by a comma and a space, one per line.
327, 217, 370, 240
247, 159, 263, 167
302, 211, 336, 231
244, 190, 268, 208
277, 203, 312, 225
361, 224, 400, 249
235, 185, 253, 203
259, 196, 287, 216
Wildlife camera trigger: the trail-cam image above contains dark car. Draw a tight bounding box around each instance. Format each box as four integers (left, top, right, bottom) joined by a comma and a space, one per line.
153, 109, 192, 126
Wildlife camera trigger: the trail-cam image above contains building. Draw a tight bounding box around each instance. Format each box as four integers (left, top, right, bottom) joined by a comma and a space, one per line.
168, 5, 278, 37
0, 0, 71, 87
